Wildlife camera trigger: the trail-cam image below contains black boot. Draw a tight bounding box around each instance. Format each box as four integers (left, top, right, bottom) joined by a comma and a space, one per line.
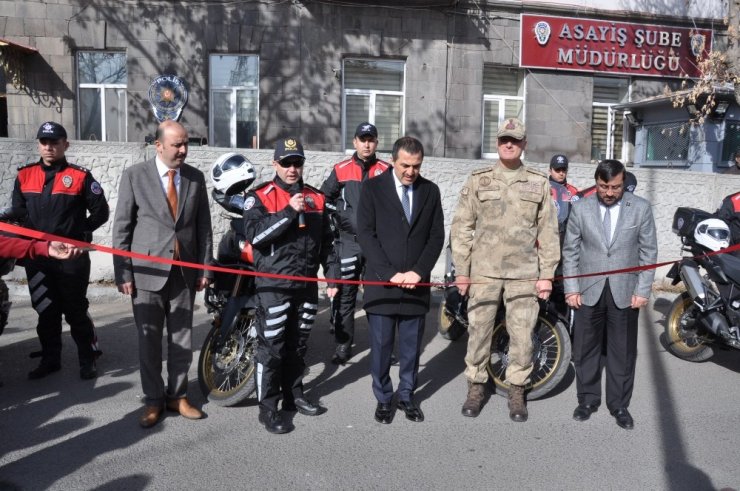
258, 408, 293, 434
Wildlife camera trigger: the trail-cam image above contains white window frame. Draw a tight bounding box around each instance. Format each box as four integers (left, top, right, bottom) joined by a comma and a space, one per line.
481, 72, 525, 160
592, 77, 631, 161
76, 51, 127, 142
341, 58, 406, 153
208, 54, 260, 149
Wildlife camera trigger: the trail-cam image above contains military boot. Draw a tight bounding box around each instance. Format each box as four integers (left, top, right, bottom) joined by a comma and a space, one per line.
461, 382, 485, 417
507, 384, 528, 422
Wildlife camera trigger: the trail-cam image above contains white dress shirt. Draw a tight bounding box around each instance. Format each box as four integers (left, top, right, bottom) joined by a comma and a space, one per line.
155, 157, 180, 197
391, 171, 413, 211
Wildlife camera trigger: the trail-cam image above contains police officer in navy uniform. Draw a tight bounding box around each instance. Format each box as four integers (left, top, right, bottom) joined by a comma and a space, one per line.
242, 137, 337, 434
320, 122, 390, 364
12, 122, 109, 380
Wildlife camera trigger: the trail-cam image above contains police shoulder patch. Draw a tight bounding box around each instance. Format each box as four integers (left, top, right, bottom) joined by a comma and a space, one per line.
90, 181, 103, 195
244, 196, 256, 211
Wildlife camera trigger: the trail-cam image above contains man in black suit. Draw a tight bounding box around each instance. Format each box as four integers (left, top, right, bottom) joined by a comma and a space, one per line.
356, 136, 445, 424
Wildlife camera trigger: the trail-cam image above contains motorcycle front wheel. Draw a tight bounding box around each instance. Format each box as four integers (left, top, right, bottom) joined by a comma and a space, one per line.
198, 308, 258, 406
487, 314, 571, 400
664, 292, 714, 362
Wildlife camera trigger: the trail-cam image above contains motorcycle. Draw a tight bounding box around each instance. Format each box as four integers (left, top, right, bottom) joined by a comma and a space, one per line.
0, 207, 29, 336
197, 154, 259, 406
664, 207, 740, 361
438, 245, 573, 400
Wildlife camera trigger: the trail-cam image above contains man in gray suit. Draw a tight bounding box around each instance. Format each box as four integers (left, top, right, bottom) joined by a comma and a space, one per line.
112, 120, 213, 428
562, 159, 657, 430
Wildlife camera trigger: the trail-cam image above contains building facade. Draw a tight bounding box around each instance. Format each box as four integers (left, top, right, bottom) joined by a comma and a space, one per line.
0, 0, 732, 164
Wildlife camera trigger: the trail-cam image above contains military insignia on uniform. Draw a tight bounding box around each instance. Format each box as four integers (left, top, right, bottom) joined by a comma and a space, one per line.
461, 187, 469, 196
244, 196, 255, 210
284, 139, 298, 151
62, 175, 73, 188
305, 195, 315, 209
479, 176, 491, 187
90, 181, 103, 195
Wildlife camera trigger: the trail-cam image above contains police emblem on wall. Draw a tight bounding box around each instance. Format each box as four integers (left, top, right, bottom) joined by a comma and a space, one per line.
534, 21, 551, 46
690, 33, 706, 58
148, 75, 188, 122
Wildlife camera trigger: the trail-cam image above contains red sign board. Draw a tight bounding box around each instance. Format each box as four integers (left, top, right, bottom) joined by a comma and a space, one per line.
519, 14, 712, 78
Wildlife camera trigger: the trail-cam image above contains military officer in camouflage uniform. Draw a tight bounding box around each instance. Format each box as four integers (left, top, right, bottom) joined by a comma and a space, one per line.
450, 118, 560, 422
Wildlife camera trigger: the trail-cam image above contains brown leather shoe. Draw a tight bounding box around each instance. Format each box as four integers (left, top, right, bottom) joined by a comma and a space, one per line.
507, 384, 528, 422
166, 398, 203, 420
139, 405, 163, 428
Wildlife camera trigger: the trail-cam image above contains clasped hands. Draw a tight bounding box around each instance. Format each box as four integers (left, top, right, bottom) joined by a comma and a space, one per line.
390, 271, 422, 289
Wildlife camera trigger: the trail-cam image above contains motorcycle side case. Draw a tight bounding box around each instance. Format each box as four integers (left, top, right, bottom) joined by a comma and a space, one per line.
672, 207, 714, 236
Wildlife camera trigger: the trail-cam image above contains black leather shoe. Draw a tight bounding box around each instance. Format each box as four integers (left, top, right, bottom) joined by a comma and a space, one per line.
258, 409, 293, 434
398, 399, 424, 422
331, 344, 353, 365
573, 404, 598, 422
374, 402, 393, 424
80, 361, 98, 380
611, 408, 634, 430
28, 361, 61, 380
285, 397, 325, 416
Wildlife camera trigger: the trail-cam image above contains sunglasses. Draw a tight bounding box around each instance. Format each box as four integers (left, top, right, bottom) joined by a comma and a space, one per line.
277, 158, 305, 168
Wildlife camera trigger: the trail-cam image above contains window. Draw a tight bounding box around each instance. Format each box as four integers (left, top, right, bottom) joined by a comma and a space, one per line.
644, 122, 689, 164
209, 54, 259, 149
481, 66, 524, 158
592, 77, 629, 161
722, 121, 740, 163
343, 59, 405, 152
77, 51, 127, 141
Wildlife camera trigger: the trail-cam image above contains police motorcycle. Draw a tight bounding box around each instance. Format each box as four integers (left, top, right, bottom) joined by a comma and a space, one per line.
438, 244, 573, 400
197, 153, 260, 407
665, 208, 740, 361
0, 207, 29, 336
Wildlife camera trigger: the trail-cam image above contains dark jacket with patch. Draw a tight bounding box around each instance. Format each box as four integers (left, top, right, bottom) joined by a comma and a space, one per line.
12, 159, 109, 241
242, 176, 337, 289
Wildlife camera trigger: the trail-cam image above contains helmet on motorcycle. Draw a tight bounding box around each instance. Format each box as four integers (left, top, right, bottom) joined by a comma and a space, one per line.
694, 218, 730, 251
210, 153, 256, 196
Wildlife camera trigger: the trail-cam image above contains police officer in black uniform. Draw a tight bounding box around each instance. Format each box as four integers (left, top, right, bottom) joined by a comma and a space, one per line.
320, 123, 390, 364
12, 122, 109, 380
243, 137, 337, 434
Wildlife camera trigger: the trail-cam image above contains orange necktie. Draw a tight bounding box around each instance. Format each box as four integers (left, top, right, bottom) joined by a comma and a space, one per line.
167, 169, 180, 259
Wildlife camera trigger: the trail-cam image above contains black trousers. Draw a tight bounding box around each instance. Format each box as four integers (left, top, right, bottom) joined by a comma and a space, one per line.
572, 280, 639, 411
24, 254, 98, 366
332, 236, 363, 346
255, 285, 318, 412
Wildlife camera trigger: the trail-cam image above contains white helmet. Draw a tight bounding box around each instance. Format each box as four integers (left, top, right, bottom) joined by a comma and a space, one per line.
210, 153, 256, 195
694, 218, 730, 251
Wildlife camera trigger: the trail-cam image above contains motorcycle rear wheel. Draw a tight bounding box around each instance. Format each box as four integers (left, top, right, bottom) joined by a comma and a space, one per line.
198, 309, 258, 406
664, 292, 714, 362
438, 300, 467, 341
487, 314, 571, 400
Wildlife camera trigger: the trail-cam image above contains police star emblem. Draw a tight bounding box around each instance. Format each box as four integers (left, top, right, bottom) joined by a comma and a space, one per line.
534, 21, 551, 46
284, 139, 297, 150
42, 122, 54, 134
62, 175, 73, 188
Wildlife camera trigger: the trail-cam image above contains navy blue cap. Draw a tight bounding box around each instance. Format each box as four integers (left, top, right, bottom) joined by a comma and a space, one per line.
273, 137, 305, 161
354, 122, 378, 138
37, 121, 67, 140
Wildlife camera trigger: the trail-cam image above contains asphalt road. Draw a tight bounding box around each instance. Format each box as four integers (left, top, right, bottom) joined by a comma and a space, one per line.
0, 288, 739, 491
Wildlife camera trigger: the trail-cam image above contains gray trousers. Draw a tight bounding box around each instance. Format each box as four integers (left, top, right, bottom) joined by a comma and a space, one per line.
132, 267, 195, 406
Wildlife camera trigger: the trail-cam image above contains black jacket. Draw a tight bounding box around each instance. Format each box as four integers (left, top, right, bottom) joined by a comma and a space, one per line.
243, 176, 337, 289
357, 169, 445, 316
12, 159, 109, 241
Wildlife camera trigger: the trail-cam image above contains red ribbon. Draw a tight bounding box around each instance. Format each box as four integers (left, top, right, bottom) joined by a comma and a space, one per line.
2, 221, 739, 288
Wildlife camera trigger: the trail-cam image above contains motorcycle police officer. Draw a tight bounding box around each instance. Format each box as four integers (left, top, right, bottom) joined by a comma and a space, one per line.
320, 122, 390, 364
12, 122, 109, 380
242, 137, 337, 434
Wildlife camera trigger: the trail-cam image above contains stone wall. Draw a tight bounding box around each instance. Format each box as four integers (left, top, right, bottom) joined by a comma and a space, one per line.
2, 139, 738, 285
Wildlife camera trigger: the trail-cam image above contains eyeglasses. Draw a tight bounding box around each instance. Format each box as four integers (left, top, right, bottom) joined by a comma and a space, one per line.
277, 158, 305, 168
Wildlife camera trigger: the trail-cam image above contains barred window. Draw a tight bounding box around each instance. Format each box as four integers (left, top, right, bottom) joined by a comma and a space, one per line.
482, 66, 524, 158
343, 59, 405, 152
644, 122, 689, 163
722, 121, 740, 163
77, 51, 127, 141
209, 54, 259, 149
591, 77, 628, 161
